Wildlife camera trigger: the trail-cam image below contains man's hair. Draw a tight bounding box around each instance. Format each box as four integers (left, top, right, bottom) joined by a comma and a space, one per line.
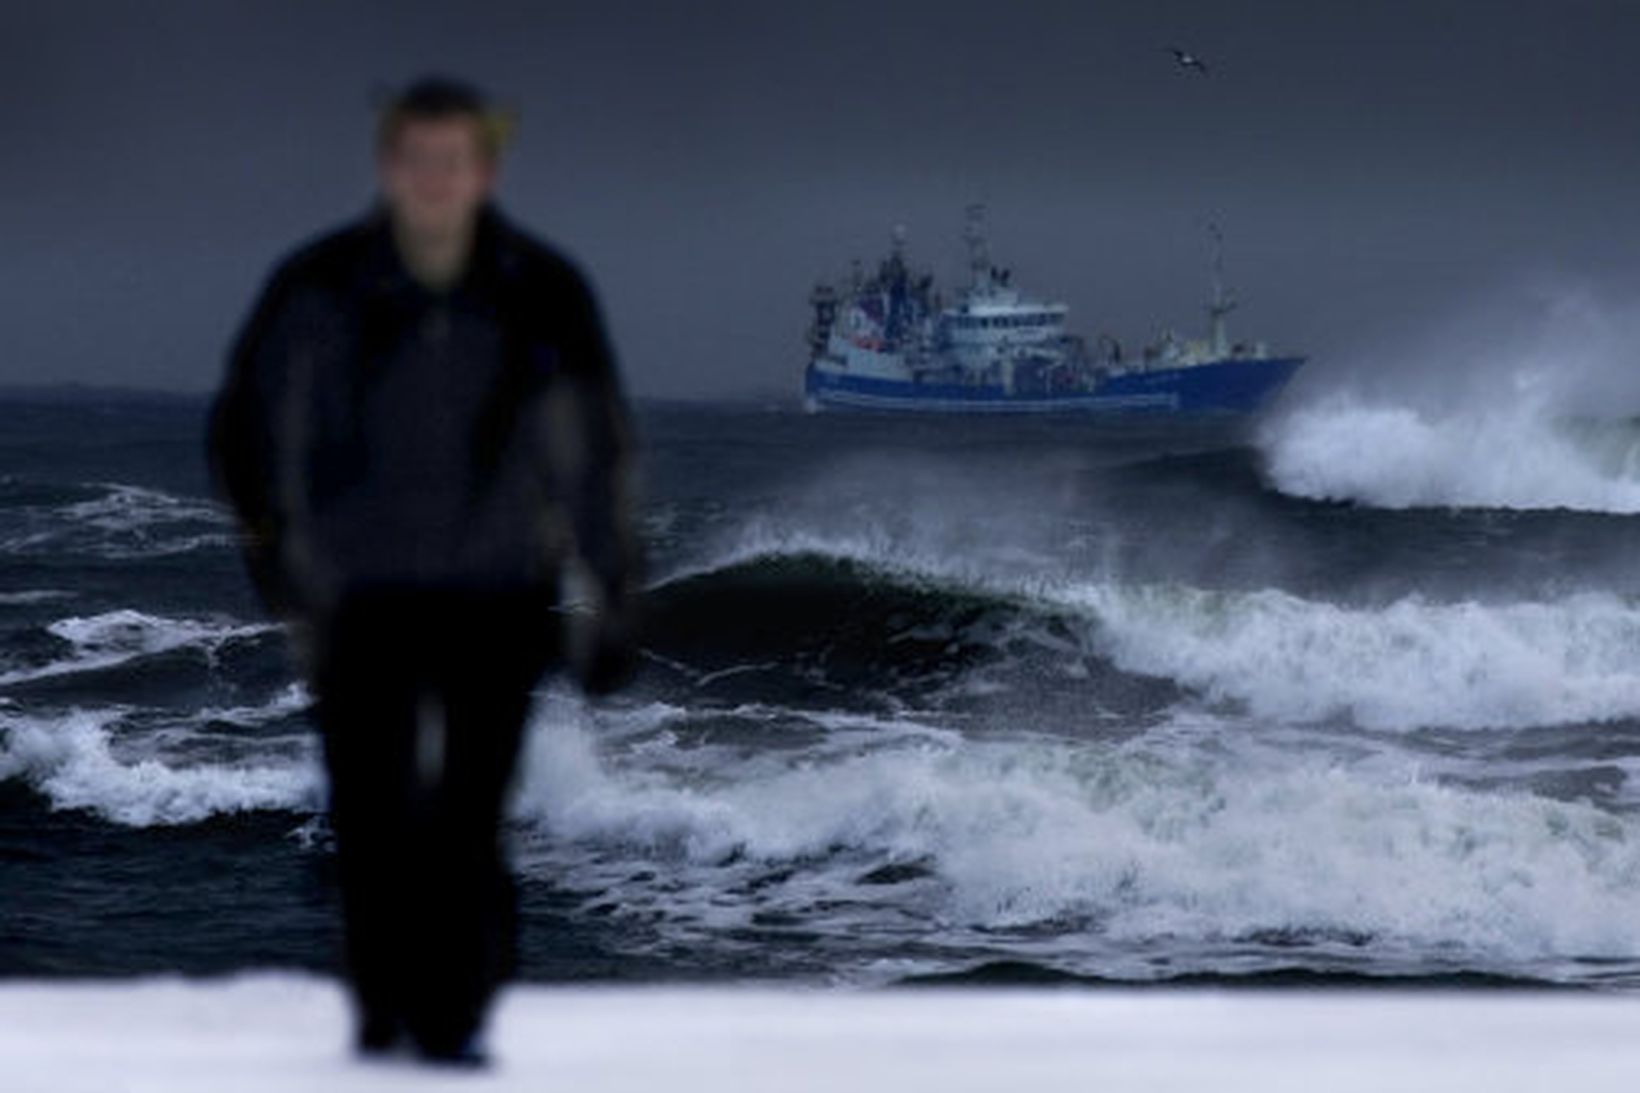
375, 75, 514, 160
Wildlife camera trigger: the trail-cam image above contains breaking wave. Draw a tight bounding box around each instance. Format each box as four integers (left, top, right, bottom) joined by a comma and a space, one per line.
1260, 396, 1640, 512
513, 697, 1640, 976
0, 706, 319, 826
1070, 583, 1640, 731
648, 535, 1640, 732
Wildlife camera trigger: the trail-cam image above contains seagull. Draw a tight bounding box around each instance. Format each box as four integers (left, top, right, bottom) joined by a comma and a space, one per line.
1168, 47, 1209, 75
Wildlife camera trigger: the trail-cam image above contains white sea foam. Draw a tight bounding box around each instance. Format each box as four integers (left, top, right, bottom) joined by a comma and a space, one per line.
61, 483, 227, 531
513, 700, 1640, 965
1068, 583, 1640, 730
193, 683, 312, 728
0, 707, 319, 825
1261, 278, 1640, 514
0, 590, 73, 606
1260, 395, 1640, 512
1, 482, 232, 558
0, 610, 277, 686
689, 528, 1640, 731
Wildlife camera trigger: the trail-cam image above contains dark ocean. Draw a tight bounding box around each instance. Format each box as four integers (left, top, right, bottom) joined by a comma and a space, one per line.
4, 392, 1640, 990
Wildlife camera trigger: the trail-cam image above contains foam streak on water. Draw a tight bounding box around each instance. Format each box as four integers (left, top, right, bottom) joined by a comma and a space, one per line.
0, 610, 277, 687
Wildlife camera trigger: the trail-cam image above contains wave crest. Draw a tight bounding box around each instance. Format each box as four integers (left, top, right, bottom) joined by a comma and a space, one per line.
658, 535, 1640, 732
0, 708, 318, 826
514, 700, 1640, 968
1261, 397, 1640, 512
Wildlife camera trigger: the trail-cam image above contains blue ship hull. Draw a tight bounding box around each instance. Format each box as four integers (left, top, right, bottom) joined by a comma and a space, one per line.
804, 355, 1305, 416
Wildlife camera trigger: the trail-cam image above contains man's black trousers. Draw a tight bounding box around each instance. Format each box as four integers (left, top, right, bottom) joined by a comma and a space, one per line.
311, 586, 559, 1053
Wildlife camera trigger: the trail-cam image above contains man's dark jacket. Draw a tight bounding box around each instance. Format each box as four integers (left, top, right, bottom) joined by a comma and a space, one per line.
208, 202, 636, 664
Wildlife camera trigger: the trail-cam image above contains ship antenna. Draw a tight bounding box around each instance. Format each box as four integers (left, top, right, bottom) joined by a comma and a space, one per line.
1206, 220, 1238, 357
964, 203, 992, 292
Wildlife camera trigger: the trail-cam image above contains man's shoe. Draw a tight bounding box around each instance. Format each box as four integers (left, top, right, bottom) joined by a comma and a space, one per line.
356, 1011, 408, 1058
417, 1032, 491, 1070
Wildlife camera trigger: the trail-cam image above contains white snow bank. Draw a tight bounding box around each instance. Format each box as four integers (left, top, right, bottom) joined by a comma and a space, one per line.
3, 975, 1639, 1092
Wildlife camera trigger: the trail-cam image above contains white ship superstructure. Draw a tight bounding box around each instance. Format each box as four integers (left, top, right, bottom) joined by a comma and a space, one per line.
804, 207, 1303, 415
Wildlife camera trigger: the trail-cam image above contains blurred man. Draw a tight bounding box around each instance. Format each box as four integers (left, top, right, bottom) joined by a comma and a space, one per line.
208, 75, 638, 1066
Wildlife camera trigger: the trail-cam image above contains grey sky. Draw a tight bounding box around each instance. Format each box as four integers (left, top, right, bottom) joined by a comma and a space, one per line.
4, 1, 1639, 399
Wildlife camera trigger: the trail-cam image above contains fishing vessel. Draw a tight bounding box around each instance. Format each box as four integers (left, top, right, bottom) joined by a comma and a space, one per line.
803, 207, 1303, 415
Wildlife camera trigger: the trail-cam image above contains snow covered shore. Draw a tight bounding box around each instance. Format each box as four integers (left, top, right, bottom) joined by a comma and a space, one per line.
4, 974, 1640, 1091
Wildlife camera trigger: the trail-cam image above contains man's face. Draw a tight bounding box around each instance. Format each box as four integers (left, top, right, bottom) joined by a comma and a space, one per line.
378, 116, 495, 237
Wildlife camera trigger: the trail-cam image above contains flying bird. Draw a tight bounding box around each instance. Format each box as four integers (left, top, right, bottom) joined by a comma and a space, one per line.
1169, 47, 1209, 75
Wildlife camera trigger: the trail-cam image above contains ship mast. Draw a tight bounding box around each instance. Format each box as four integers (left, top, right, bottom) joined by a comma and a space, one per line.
1206, 221, 1238, 358
964, 203, 993, 294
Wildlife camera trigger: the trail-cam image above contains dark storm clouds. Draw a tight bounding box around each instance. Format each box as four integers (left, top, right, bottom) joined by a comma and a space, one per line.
4, 1, 1640, 399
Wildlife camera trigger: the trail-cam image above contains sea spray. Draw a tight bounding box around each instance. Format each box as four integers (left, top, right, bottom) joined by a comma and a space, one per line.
1261, 395, 1640, 512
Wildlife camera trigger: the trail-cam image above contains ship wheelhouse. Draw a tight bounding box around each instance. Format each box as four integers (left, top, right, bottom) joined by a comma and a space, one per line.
803, 204, 1302, 413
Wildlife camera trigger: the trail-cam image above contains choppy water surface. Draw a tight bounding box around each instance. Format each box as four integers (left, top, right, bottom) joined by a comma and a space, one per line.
4, 395, 1640, 988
